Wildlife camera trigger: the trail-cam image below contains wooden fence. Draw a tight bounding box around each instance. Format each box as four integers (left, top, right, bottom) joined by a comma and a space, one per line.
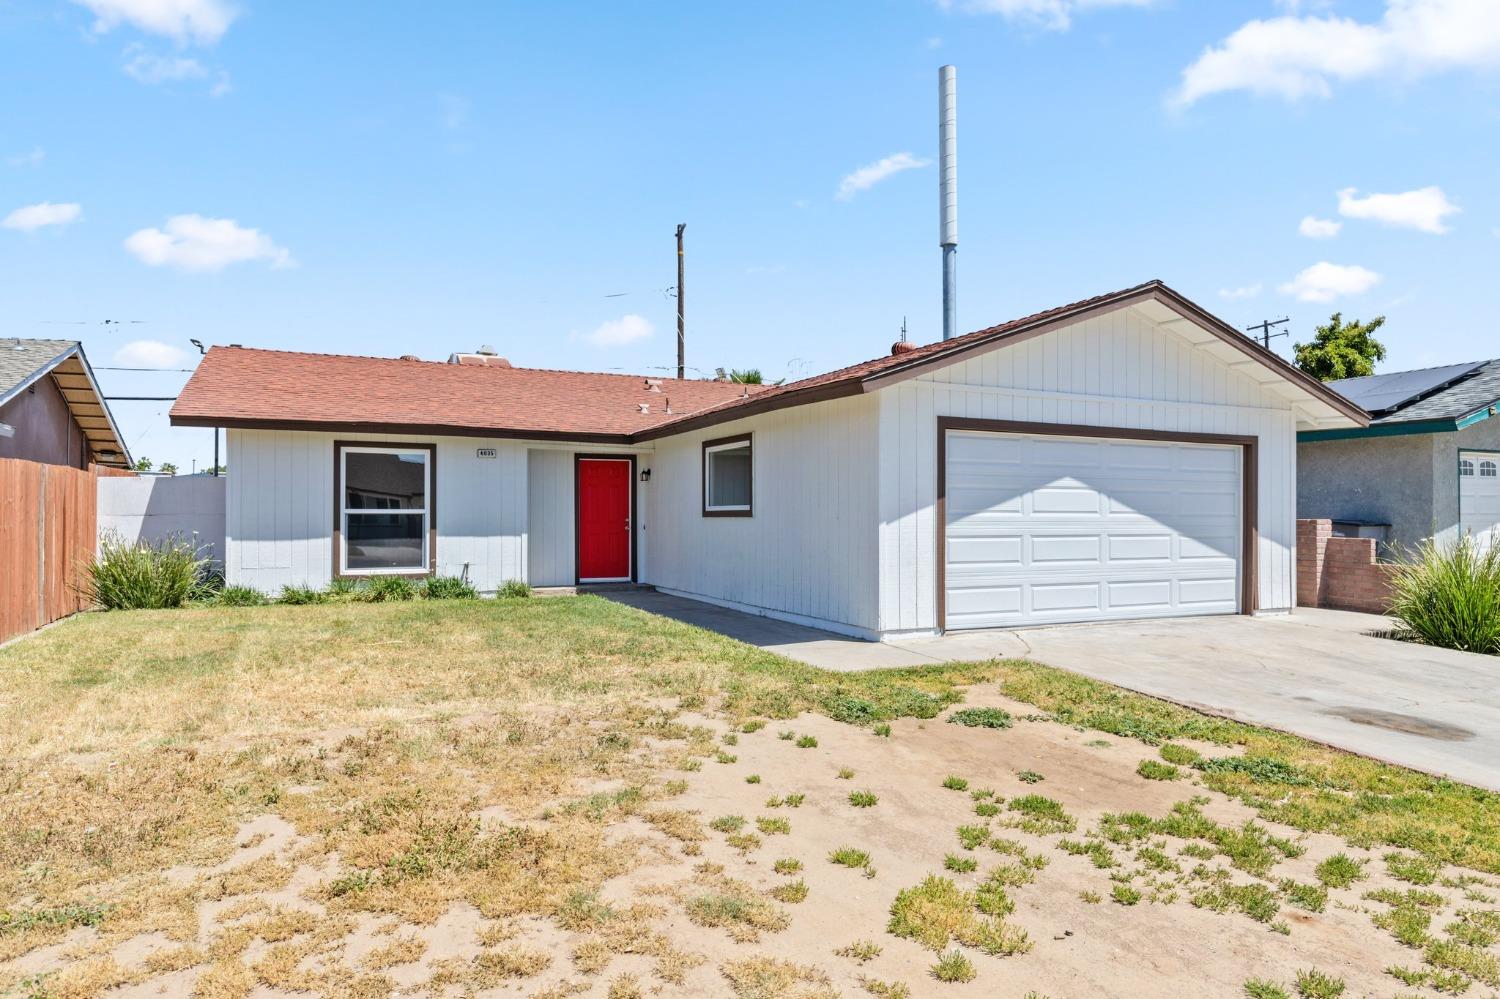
0, 459, 115, 645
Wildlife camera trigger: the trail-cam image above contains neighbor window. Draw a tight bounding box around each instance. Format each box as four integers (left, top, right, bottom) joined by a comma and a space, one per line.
1461, 459, 1475, 477
1483, 461, 1498, 478
703, 434, 752, 516
339, 445, 432, 573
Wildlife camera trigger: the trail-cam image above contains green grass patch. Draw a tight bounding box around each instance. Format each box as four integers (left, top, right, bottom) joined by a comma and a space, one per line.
848, 790, 879, 808
941, 775, 969, 791
1005, 795, 1076, 835
1293, 969, 1345, 998
947, 707, 1013, 729
993, 660, 1500, 874
1314, 853, 1366, 889
1136, 759, 1180, 781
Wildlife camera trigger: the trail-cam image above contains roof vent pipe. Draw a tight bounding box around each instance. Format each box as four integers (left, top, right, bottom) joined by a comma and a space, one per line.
938, 65, 958, 341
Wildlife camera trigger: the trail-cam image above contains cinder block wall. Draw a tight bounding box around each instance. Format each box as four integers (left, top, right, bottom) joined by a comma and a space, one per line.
1296, 518, 1395, 614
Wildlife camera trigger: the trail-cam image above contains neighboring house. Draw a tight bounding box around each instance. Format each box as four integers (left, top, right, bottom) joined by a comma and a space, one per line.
170, 280, 1365, 639
1298, 360, 1500, 554
0, 338, 130, 469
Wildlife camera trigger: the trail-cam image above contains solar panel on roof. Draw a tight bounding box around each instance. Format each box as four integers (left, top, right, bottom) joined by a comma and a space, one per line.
1328, 361, 1485, 415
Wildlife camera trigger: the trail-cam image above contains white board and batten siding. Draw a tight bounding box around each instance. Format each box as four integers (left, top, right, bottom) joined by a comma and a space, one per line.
225, 429, 529, 593
876, 305, 1299, 635
644, 394, 882, 638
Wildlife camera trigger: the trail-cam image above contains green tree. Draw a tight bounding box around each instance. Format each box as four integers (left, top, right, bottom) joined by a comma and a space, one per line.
1293, 313, 1387, 381
729, 368, 763, 384
159, 462, 178, 476
132, 456, 153, 472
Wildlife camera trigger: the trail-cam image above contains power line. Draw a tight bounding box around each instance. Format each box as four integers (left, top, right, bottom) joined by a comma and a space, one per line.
1246, 316, 1290, 351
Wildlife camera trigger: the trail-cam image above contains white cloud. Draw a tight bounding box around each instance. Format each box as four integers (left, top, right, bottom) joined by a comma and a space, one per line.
1279, 262, 1382, 302
1337, 185, 1459, 233
6, 147, 45, 168
115, 339, 188, 368
583, 314, 653, 347
836, 152, 931, 201
925, 36, 944, 49
1298, 216, 1342, 239
940, 0, 1155, 32
123, 48, 206, 83
73, 0, 237, 45
124, 214, 294, 272
1172, 0, 1500, 107
2, 202, 82, 231
1218, 283, 1263, 300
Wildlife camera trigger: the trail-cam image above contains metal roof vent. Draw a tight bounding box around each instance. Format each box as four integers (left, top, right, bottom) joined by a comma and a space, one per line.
638, 402, 650, 414
476, 344, 497, 356
399, 354, 421, 361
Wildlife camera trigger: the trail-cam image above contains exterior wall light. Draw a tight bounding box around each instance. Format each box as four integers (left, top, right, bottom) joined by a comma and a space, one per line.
640, 468, 652, 482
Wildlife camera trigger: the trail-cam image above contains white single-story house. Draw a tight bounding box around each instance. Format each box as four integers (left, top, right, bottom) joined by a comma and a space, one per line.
170, 280, 1368, 640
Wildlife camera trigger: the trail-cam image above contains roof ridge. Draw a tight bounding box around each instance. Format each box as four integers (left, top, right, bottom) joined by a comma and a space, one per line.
214, 344, 758, 386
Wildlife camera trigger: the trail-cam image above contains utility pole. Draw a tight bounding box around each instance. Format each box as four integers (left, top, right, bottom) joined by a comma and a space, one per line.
1246, 316, 1290, 352
675, 224, 686, 380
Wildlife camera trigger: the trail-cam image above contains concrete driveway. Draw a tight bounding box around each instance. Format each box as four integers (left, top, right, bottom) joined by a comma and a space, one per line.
601, 590, 1500, 792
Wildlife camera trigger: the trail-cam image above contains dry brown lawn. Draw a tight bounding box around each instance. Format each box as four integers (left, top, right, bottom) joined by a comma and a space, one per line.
1, 595, 1497, 998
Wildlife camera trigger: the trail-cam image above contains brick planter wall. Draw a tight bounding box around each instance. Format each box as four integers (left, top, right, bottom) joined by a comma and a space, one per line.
1296, 518, 1396, 614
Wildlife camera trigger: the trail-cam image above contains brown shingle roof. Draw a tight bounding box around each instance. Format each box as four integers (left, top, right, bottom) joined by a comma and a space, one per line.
170, 348, 768, 441
171, 280, 1367, 442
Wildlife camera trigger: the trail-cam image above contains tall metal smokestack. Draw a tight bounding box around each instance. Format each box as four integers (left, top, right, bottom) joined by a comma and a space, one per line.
938, 65, 958, 341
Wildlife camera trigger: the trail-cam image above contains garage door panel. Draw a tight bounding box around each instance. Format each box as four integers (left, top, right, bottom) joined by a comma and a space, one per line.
1105, 579, 1174, 609
944, 430, 1242, 629
1178, 577, 1239, 606
1031, 534, 1102, 563
1031, 582, 1103, 613
1108, 534, 1173, 561
1030, 486, 1103, 514
946, 536, 1023, 565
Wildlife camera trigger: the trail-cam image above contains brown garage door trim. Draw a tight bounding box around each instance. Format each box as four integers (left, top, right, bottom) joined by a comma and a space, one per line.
936, 417, 1259, 631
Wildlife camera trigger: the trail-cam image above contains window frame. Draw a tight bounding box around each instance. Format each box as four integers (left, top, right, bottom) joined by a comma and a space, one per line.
1483, 460, 1498, 478
701, 432, 753, 517
1460, 458, 1476, 477
333, 441, 437, 578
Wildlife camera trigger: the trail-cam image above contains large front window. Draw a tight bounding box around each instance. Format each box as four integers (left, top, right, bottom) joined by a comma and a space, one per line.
340, 446, 431, 573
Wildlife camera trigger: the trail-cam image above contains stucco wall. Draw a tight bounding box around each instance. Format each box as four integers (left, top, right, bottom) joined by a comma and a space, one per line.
0, 376, 89, 469
1297, 434, 1439, 553
98, 474, 227, 566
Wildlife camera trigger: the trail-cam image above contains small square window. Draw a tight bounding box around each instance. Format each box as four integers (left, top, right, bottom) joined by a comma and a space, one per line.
703, 434, 752, 516
1460, 459, 1475, 477
1482, 460, 1498, 478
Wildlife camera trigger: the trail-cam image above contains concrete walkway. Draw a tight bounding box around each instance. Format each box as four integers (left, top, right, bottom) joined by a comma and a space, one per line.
600, 590, 1500, 791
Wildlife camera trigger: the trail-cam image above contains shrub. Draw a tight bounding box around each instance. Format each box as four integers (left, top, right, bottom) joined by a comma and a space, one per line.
278, 584, 326, 605
364, 576, 418, 602
1388, 537, 1500, 654
422, 575, 479, 600
86, 532, 213, 610
497, 578, 533, 599
216, 585, 269, 606
325, 577, 362, 601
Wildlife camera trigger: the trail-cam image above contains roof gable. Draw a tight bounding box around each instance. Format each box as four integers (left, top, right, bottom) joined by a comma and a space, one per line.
0, 339, 131, 466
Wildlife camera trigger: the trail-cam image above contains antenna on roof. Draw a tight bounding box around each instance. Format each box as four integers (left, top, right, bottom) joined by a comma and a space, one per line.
939, 65, 958, 341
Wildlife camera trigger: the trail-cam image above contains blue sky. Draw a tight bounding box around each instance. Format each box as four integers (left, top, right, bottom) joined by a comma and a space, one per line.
3, 0, 1497, 471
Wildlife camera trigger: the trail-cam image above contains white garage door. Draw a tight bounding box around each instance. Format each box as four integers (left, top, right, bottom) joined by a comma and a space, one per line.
943, 430, 1242, 630
1460, 452, 1500, 553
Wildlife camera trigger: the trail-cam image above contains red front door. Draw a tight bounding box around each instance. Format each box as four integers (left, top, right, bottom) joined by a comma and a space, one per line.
577, 458, 632, 581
